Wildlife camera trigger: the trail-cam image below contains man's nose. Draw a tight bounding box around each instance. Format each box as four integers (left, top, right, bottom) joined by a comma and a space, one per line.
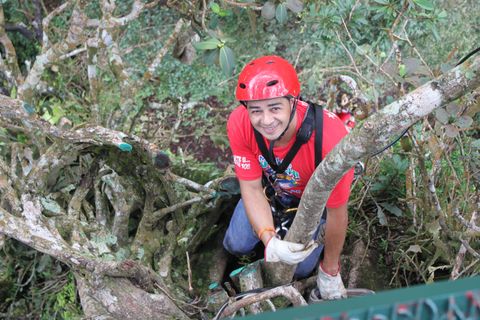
262, 111, 274, 125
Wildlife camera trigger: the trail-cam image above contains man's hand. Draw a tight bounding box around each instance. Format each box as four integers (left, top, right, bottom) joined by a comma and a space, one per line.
265, 237, 317, 264
316, 263, 347, 300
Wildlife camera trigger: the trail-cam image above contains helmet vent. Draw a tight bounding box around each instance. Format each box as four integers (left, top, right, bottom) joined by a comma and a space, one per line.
266, 61, 274, 64
239, 83, 246, 89
266, 80, 278, 86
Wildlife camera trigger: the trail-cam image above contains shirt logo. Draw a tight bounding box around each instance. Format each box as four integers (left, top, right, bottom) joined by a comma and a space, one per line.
233, 155, 251, 170
258, 155, 300, 194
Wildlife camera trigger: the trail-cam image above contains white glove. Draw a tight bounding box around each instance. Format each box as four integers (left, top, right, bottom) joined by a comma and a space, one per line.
317, 263, 347, 300
264, 237, 318, 265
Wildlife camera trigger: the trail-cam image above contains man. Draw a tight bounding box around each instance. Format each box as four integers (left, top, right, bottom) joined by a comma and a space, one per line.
223, 55, 354, 300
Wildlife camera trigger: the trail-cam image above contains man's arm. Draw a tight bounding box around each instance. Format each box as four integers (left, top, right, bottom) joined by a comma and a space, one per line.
322, 203, 348, 274
238, 178, 276, 244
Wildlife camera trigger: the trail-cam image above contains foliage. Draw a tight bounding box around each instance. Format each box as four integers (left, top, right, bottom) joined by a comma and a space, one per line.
1, 240, 82, 318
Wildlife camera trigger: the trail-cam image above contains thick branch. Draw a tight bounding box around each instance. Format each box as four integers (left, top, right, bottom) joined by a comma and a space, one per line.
0, 202, 166, 291
266, 55, 480, 284
220, 285, 307, 318
0, 94, 165, 168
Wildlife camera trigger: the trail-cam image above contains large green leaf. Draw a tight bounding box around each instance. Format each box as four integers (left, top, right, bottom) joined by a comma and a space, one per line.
413, 0, 434, 11
219, 46, 235, 76
276, 3, 288, 24
261, 1, 276, 20
194, 38, 221, 50
204, 49, 218, 65
286, 0, 303, 13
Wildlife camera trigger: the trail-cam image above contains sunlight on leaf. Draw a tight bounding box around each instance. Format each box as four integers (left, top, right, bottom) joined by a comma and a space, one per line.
219, 46, 235, 76
413, 0, 434, 11
276, 3, 288, 24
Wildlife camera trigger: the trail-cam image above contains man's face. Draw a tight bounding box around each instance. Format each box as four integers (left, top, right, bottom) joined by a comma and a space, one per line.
246, 97, 293, 141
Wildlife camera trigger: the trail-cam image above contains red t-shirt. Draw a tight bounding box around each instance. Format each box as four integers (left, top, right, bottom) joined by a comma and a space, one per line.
227, 100, 354, 208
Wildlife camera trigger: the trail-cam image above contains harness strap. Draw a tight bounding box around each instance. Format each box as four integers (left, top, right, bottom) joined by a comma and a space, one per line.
313, 103, 323, 168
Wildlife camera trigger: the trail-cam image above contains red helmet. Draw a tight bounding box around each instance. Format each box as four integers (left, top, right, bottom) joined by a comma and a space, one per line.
236, 55, 300, 101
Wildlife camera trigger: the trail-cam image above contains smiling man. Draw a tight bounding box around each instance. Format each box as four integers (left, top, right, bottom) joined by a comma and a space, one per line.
223, 55, 354, 300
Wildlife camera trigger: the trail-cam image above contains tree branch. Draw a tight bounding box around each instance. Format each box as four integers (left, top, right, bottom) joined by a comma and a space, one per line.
0, 94, 166, 169
219, 285, 307, 318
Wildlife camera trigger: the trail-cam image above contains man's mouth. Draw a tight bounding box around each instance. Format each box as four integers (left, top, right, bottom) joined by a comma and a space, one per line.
262, 124, 279, 135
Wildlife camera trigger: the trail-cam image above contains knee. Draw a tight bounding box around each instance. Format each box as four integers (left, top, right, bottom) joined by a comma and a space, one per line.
223, 231, 256, 256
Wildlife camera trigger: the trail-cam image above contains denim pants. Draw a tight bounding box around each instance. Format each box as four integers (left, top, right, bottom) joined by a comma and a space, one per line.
223, 199, 325, 279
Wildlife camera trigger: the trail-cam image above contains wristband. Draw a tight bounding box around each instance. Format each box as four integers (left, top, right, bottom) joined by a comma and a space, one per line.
320, 261, 341, 277
257, 227, 275, 240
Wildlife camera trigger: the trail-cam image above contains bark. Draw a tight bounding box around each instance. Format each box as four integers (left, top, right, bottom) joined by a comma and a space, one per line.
265, 55, 480, 284
0, 202, 188, 318
77, 275, 188, 320
0, 5, 23, 85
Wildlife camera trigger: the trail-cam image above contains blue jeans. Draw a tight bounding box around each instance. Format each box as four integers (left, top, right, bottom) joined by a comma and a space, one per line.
223, 199, 325, 279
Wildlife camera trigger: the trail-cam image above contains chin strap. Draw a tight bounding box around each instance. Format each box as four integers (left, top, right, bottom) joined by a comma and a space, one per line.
266, 96, 298, 165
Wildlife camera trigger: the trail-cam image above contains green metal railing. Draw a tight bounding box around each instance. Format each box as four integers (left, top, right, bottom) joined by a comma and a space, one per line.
240, 276, 480, 319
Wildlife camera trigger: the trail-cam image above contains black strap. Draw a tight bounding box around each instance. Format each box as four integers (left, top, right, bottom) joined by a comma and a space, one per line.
313, 103, 323, 167
254, 102, 323, 174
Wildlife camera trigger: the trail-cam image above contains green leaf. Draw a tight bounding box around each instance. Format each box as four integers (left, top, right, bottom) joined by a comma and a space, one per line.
261, 1, 276, 20
471, 139, 480, 149
398, 64, 407, 77
10, 86, 16, 98
438, 10, 447, 18
376, 203, 388, 226
379, 202, 403, 217
373, 0, 389, 4
434, 108, 449, 124
194, 38, 221, 51
286, 0, 303, 13
204, 49, 219, 65
413, 0, 434, 11
446, 102, 459, 115
210, 2, 220, 14
40, 197, 63, 215
42, 104, 65, 125
276, 3, 288, 24
444, 124, 459, 138
219, 46, 235, 76
455, 115, 473, 129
